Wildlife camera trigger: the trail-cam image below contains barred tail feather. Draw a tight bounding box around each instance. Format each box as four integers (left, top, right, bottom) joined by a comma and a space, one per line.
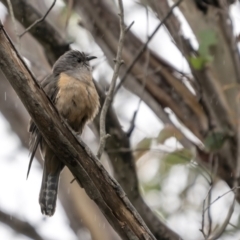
39, 170, 60, 216
39, 146, 64, 217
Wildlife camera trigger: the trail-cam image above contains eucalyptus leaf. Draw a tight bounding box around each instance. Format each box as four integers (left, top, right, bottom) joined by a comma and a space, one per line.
157, 125, 184, 144
134, 137, 152, 160
163, 149, 193, 165
204, 131, 230, 152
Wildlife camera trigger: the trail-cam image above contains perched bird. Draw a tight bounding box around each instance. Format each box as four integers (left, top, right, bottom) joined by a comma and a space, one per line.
28, 50, 99, 216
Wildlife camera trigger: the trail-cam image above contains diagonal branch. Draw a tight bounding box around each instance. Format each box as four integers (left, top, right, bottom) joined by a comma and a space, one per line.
0, 209, 45, 240
97, 0, 125, 159
207, 94, 240, 239
0, 22, 155, 240
94, 83, 182, 240
1, 0, 69, 64
114, 0, 184, 93
0, 3, 181, 238
19, 0, 56, 38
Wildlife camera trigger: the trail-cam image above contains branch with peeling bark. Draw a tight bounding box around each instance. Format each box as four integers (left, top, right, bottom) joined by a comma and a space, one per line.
0, 22, 155, 240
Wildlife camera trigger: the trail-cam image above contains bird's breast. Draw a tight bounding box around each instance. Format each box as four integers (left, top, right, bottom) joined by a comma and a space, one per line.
55, 73, 99, 133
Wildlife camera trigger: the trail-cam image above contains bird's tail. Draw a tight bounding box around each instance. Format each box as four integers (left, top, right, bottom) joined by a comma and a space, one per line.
39, 147, 64, 216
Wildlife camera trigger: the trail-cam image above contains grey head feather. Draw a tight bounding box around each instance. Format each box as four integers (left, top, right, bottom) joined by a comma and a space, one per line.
52, 50, 96, 76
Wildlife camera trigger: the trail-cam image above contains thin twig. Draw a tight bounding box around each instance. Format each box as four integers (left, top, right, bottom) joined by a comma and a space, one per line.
200, 153, 221, 238
200, 154, 214, 238
64, 0, 73, 31
200, 185, 212, 239
19, 0, 56, 38
125, 21, 135, 33
127, 7, 150, 137
0, 209, 44, 240
206, 186, 213, 237
97, 0, 126, 159
207, 156, 220, 237
207, 195, 236, 240
207, 94, 240, 239
204, 186, 240, 213
236, 94, 240, 180
193, 159, 212, 185
228, 222, 239, 229
114, 0, 184, 94
207, 157, 219, 237
191, 162, 211, 185
6, 0, 20, 46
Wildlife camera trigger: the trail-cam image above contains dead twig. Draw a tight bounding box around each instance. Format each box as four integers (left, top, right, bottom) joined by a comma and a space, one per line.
204, 186, 240, 214
64, 0, 73, 31
19, 0, 56, 38
207, 94, 240, 239
114, 0, 184, 94
207, 195, 235, 240
127, 8, 150, 137
0, 209, 45, 240
200, 185, 212, 239
207, 184, 213, 237
97, 0, 126, 159
200, 154, 214, 238
6, 0, 19, 46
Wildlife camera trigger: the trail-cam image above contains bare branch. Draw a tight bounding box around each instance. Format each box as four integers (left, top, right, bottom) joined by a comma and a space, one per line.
207, 195, 235, 240
207, 185, 213, 237
94, 83, 181, 240
0, 209, 45, 240
0, 21, 155, 240
114, 0, 184, 94
200, 186, 211, 238
1, 0, 69, 65
19, 0, 56, 38
207, 94, 240, 239
203, 186, 240, 213
0, 3, 181, 237
0, 28, 117, 240
127, 12, 149, 137
97, 0, 126, 159
127, 52, 148, 137
200, 155, 214, 238
6, 0, 19, 46
64, 0, 74, 30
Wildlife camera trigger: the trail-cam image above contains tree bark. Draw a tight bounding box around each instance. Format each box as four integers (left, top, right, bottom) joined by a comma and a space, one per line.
0, 22, 155, 240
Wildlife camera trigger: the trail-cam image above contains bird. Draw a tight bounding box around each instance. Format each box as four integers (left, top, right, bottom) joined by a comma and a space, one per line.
28, 50, 100, 216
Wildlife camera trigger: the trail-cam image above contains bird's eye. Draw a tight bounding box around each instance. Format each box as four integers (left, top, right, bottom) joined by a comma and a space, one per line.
77, 58, 81, 63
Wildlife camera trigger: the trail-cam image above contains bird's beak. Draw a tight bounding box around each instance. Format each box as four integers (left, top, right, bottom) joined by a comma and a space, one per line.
86, 56, 97, 61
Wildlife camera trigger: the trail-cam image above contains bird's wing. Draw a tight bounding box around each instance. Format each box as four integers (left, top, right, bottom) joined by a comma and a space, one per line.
27, 74, 59, 178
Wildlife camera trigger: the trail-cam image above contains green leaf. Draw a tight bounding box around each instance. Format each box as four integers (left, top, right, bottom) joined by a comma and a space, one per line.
163, 149, 193, 165
198, 29, 217, 61
134, 137, 152, 160
157, 125, 184, 144
189, 56, 205, 70
204, 131, 230, 152
190, 29, 217, 70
